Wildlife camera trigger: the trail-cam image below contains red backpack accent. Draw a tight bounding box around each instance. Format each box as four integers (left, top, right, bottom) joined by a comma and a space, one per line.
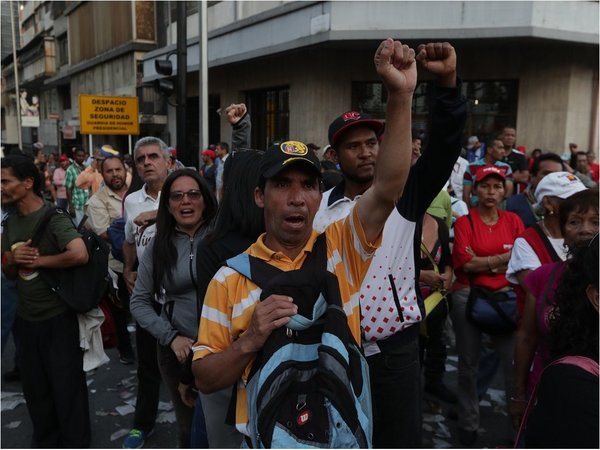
513, 223, 561, 317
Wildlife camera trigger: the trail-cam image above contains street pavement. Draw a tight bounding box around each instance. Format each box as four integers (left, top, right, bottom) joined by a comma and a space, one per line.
1, 325, 513, 449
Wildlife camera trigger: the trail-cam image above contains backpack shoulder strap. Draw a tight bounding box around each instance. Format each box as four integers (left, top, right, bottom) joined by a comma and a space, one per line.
225, 251, 283, 290
420, 241, 440, 274
530, 223, 560, 263
31, 206, 61, 247
552, 355, 599, 377
538, 263, 561, 318
301, 232, 327, 271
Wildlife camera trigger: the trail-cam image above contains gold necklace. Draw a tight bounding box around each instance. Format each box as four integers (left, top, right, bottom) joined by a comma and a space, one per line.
481, 215, 499, 225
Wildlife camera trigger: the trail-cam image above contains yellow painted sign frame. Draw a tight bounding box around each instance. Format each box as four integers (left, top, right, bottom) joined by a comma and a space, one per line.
79, 95, 139, 135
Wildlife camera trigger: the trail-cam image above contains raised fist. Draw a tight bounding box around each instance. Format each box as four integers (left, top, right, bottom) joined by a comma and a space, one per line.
416, 42, 457, 88
374, 38, 417, 96
225, 103, 247, 125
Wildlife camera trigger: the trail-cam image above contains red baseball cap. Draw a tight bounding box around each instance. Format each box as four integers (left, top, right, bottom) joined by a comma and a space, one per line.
201, 149, 216, 160
474, 165, 507, 183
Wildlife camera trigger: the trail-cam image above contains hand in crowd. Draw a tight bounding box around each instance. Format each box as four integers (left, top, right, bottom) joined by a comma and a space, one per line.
416, 42, 457, 87
123, 269, 137, 293
170, 335, 194, 364
421, 270, 448, 291
133, 210, 157, 229
509, 397, 527, 431
241, 295, 298, 353
225, 103, 247, 125
374, 38, 417, 97
177, 382, 197, 409
10, 240, 40, 268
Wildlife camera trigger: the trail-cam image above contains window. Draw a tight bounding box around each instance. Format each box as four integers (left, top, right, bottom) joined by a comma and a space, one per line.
352, 80, 518, 142
245, 86, 289, 150
58, 84, 71, 110
57, 33, 68, 66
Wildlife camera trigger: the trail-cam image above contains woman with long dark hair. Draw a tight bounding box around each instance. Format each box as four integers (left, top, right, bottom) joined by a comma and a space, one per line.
130, 169, 217, 448
522, 235, 599, 448
510, 188, 598, 430
189, 149, 265, 448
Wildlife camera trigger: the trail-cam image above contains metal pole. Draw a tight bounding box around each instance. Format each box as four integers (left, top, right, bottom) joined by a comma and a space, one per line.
199, 0, 208, 169
176, 2, 188, 166
128, 134, 132, 155
10, 2, 22, 151
57, 119, 61, 155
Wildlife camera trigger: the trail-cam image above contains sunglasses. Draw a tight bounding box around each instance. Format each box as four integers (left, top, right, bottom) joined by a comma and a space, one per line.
169, 189, 203, 202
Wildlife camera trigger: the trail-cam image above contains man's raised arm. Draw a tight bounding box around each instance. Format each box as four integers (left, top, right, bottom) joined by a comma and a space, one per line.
357, 39, 417, 242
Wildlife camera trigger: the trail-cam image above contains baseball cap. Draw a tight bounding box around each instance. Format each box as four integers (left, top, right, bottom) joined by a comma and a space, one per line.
259, 140, 322, 179
99, 144, 119, 158
168, 147, 177, 158
201, 149, 216, 160
474, 165, 507, 183
534, 171, 587, 206
467, 136, 479, 150
328, 111, 384, 148
59, 154, 69, 162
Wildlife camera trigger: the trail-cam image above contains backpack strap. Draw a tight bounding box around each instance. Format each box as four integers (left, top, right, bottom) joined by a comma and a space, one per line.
552, 355, 599, 376
420, 241, 440, 274
537, 263, 561, 322
225, 252, 283, 290
225, 233, 328, 289
530, 222, 560, 263
31, 206, 62, 247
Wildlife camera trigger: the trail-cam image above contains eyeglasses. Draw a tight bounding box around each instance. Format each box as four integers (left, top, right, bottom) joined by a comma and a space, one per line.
169, 189, 203, 202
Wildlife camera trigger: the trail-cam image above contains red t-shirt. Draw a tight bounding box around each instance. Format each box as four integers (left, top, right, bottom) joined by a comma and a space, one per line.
453, 208, 524, 291
591, 162, 599, 183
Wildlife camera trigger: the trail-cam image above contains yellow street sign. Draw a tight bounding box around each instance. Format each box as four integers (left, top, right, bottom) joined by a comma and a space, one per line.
79, 95, 139, 135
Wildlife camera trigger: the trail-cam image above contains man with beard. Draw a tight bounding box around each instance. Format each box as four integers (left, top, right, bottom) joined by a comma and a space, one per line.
85, 156, 135, 364
313, 42, 467, 448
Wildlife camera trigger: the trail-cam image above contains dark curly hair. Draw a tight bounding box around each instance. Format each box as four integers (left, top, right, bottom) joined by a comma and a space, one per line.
548, 235, 599, 361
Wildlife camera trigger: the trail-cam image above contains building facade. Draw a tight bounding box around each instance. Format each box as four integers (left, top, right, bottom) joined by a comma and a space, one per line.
1, 0, 160, 155
144, 0, 599, 155
2, 1, 598, 158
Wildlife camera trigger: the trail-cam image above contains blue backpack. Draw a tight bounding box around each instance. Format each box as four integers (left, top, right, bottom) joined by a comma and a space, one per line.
107, 217, 126, 262
226, 233, 372, 448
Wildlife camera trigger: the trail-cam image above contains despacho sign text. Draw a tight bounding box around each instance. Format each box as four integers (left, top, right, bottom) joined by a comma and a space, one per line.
79, 95, 139, 135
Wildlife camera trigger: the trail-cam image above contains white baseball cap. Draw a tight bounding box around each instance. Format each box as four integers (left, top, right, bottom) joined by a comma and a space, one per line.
534, 171, 587, 208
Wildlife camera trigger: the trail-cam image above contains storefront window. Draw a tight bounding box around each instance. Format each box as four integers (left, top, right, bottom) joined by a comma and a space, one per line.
352, 80, 518, 142
245, 86, 289, 150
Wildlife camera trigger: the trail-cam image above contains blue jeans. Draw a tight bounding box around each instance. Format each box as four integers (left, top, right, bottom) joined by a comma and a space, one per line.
190, 394, 208, 448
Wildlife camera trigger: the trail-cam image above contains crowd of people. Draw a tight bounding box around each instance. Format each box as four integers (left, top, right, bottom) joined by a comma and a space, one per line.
1, 38, 598, 450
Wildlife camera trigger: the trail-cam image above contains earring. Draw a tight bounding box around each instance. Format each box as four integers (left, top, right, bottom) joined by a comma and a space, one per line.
548, 210, 554, 215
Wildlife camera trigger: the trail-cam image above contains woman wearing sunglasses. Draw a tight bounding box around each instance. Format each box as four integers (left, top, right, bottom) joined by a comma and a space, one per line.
130, 169, 217, 448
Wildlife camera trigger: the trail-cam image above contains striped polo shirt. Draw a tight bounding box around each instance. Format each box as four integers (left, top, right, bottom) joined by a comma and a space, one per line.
192, 204, 380, 435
